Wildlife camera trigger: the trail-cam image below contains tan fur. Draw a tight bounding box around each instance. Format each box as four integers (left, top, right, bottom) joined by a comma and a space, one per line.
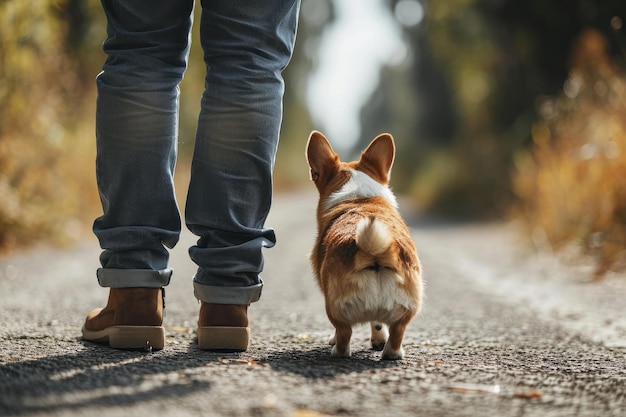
306, 131, 423, 360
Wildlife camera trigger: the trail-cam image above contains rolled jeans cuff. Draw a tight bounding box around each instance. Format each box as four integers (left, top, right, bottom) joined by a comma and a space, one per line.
193, 279, 263, 305
97, 268, 173, 288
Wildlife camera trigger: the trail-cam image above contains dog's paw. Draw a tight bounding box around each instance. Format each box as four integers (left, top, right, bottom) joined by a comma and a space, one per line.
370, 322, 389, 351
328, 333, 336, 346
331, 345, 351, 358
371, 340, 386, 351
381, 346, 405, 360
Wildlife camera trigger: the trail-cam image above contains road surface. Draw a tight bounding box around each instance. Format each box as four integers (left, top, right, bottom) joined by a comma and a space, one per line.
1, 191, 625, 416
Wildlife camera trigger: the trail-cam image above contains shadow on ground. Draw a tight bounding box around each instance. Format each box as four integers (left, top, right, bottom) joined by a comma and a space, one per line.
0, 336, 409, 415
262, 345, 404, 379
0, 339, 216, 415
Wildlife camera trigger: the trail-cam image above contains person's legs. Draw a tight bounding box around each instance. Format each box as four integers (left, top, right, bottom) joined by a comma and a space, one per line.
94, 0, 193, 283
187, 0, 300, 349
83, 0, 194, 350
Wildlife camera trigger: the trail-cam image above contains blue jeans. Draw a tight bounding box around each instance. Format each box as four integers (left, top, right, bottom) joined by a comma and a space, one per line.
93, 0, 300, 304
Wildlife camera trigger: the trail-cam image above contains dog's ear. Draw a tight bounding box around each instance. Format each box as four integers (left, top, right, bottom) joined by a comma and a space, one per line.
306, 131, 339, 184
359, 133, 395, 184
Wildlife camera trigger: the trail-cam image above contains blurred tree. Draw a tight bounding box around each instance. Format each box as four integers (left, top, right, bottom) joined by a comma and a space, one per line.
361, 0, 626, 217
0, 0, 103, 249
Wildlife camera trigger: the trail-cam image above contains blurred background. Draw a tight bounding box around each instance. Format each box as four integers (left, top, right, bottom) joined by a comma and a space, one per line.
1, 0, 626, 277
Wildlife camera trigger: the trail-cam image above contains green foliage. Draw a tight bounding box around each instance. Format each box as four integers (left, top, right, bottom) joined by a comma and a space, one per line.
415, 0, 512, 217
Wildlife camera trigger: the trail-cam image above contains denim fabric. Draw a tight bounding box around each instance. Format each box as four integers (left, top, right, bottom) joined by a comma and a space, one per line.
97, 268, 173, 288
94, 0, 300, 303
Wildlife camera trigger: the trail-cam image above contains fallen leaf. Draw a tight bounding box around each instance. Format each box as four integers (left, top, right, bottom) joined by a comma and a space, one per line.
168, 326, 192, 334
292, 410, 330, 417
433, 360, 444, 365
447, 383, 501, 395
514, 390, 542, 399
219, 358, 260, 365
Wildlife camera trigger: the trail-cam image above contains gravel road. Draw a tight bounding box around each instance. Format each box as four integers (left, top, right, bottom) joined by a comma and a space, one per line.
1, 191, 625, 417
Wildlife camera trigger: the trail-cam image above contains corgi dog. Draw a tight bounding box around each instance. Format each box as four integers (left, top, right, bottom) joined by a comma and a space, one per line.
306, 131, 423, 360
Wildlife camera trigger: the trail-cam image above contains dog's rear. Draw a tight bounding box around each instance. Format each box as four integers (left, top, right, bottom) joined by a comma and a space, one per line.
307, 131, 422, 360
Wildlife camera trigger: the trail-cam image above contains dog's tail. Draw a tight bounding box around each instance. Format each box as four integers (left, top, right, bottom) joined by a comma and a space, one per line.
355, 216, 392, 256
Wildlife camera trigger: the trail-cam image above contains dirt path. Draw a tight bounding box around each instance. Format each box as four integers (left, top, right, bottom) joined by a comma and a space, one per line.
1, 191, 624, 416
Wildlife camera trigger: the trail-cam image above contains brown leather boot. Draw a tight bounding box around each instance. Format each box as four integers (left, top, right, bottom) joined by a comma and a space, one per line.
82, 288, 165, 350
197, 302, 249, 352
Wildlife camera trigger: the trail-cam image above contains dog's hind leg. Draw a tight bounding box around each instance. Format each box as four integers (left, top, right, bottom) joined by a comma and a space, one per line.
370, 322, 389, 351
382, 312, 414, 360
329, 322, 352, 358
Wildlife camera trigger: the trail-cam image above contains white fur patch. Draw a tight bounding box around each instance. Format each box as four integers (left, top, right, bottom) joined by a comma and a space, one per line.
324, 169, 398, 210
334, 269, 417, 324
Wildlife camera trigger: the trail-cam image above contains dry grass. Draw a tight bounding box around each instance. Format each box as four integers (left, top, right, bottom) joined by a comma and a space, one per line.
513, 29, 626, 278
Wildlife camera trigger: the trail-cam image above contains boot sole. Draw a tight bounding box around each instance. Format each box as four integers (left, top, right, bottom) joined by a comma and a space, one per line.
197, 326, 249, 352
82, 325, 165, 351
